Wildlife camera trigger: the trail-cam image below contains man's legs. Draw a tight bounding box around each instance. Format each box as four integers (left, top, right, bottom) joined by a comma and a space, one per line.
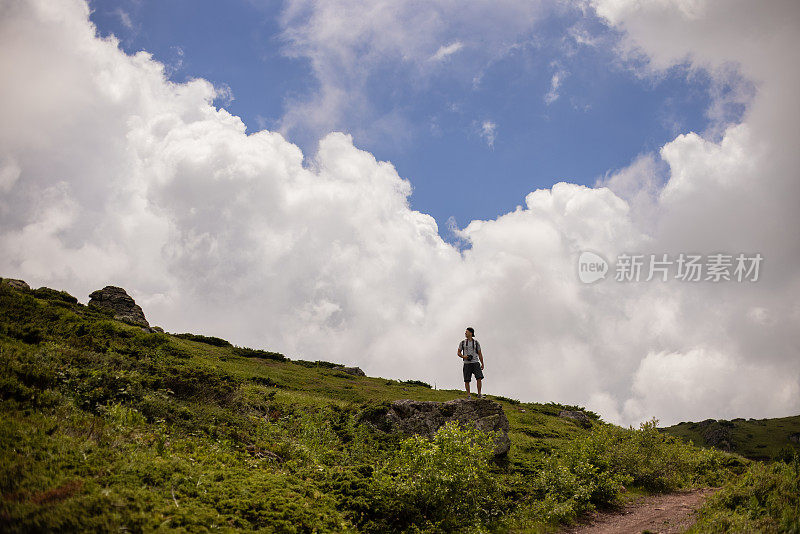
464, 381, 471, 397
476, 378, 482, 397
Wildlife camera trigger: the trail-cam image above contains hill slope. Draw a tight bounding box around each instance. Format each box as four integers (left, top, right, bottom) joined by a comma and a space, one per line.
661, 417, 800, 462
1, 278, 791, 533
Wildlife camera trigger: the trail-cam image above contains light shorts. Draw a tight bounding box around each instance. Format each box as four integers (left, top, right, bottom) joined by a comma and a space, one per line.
463, 362, 484, 382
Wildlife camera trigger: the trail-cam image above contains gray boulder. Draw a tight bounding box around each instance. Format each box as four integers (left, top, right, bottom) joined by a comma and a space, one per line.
341, 366, 366, 376
381, 398, 511, 456
559, 410, 592, 428
89, 286, 150, 329
1, 278, 30, 291
698, 419, 734, 451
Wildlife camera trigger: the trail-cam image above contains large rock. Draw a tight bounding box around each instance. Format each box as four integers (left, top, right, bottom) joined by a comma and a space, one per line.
698, 419, 734, 451
341, 366, 366, 376
1, 278, 30, 291
382, 398, 511, 456
559, 410, 592, 428
89, 286, 150, 329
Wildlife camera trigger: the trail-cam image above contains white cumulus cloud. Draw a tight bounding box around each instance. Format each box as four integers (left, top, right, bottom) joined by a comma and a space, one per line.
1, 0, 798, 427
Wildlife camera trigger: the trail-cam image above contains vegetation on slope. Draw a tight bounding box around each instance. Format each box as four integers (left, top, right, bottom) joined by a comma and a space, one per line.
0, 279, 790, 532
689, 458, 800, 533
662, 416, 800, 462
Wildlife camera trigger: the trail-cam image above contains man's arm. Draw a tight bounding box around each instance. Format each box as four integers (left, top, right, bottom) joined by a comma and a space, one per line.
478, 349, 484, 369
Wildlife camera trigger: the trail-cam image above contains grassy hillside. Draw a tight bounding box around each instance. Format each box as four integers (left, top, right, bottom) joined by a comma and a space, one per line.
662, 416, 800, 461
1, 279, 796, 532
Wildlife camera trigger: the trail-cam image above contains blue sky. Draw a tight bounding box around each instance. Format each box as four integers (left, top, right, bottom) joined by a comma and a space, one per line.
88, 0, 728, 239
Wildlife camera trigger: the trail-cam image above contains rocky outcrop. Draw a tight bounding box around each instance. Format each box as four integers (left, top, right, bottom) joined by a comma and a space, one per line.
341, 366, 366, 376
377, 398, 511, 456
559, 410, 592, 428
88, 286, 150, 329
698, 419, 734, 451
1, 278, 30, 291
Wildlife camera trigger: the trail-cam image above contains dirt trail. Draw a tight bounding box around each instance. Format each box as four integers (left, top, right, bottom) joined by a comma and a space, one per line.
561, 488, 717, 534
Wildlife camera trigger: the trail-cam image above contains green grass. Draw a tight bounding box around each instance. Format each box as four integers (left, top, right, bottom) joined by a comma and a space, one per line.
0, 278, 785, 532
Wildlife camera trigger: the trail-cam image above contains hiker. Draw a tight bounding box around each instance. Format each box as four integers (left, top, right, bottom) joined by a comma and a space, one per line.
458, 327, 484, 398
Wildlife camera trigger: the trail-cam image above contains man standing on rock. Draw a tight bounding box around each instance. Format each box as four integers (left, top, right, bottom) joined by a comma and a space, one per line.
458, 327, 484, 398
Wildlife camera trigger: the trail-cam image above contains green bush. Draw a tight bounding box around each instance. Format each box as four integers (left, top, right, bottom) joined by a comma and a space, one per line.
321, 466, 381, 531
492, 395, 521, 405
566, 419, 734, 493
250, 375, 282, 388
31, 287, 78, 304
160, 366, 240, 404
400, 379, 432, 389
231, 345, 286, 361
690, 460, 800, 533
372, 421, 502, 532
172, 333, 231, 347
524, 445, 631, 524
65, 320, 169, 358
293, 360, 343, 369
10, 325, 43, 344
67, 363, 147, 412
502, 418, 740, 529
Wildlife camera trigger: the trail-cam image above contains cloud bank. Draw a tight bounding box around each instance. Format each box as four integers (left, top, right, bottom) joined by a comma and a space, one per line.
1, 0, 798, 425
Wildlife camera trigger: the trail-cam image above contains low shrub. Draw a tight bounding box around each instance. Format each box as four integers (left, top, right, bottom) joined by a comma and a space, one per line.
172, 333, 231, 347
31, 287, 78, 304
159, 366, 240, 404
565, 419, 735, 493
321, 466, 382, 530
372, 421, 503, 532
524, 442, 631, 524
293, 360, 343, 369
493, 395, 521, 405
231, 345, 286, 361
250, 375, 282, 388
690, 459, 800, 533
400, 379, 431, 389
